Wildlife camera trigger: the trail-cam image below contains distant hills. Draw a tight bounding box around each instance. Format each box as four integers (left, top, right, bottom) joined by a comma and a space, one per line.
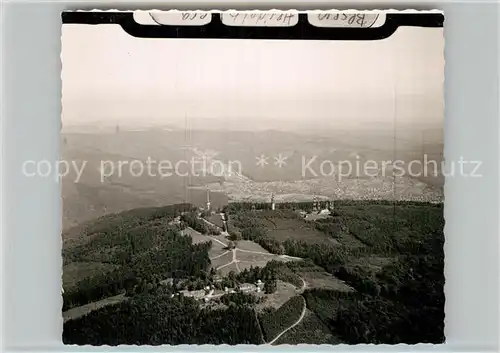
61, 127, 443, 230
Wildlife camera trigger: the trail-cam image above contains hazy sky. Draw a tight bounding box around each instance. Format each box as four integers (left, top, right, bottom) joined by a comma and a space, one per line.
61, 23, 444, 129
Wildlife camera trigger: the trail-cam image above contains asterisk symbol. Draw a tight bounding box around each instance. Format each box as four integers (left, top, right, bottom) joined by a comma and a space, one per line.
256, 154, 269, 168
274, 153, 287, 168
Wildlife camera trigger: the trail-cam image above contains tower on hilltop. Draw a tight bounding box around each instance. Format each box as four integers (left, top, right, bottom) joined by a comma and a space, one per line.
206, 189, 211, 211
328, 198, 335, 214
312, 193, 319, 213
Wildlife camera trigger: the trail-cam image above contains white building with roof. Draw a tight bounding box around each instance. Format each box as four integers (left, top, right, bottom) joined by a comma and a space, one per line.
239, 283, 257, 293
180, 289, 206, 300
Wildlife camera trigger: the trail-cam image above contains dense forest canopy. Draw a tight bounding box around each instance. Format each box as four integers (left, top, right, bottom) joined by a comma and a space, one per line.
63, 204, 211, 310
64, 290, 263, 345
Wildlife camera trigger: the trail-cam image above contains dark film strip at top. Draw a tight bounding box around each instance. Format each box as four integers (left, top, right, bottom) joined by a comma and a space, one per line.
61, 11, 444, 41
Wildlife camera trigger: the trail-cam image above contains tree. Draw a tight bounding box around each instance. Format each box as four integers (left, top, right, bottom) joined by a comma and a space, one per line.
228, 271, 237, 283
165, 282, 174, 295
228, 232, 241, 242
210, 268, 217, 277
264, 279, 277, 294
135, 280, 148, 294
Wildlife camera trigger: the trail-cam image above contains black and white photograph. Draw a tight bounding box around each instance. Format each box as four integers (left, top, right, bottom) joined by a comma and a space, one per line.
59, 10, 445, 345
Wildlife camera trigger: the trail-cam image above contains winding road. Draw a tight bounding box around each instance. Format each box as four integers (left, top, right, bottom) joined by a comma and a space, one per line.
266, 276, 307, 345
268, 296, 307, 345
205, 214, 309, 345
209, 250, 230, 260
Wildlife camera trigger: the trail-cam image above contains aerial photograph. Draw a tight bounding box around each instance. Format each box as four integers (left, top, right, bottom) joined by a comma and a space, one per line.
61, 13, 445, 345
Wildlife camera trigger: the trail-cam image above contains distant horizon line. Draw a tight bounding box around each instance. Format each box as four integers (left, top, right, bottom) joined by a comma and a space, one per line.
61, 116, 443, 129
61, 124, 444, 134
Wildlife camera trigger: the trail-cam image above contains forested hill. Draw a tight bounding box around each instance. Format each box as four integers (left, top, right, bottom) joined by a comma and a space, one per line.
62, 203, 265, 345
64, 292, 263, 345
62, 201, 444, 345
62, 204, 204, 310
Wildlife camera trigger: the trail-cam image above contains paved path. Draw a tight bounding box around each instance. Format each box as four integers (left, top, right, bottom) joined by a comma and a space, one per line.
210, 250, 230, 260
208, 235, 228, 247
236, 248, 302, 261
216, 248, 239, 271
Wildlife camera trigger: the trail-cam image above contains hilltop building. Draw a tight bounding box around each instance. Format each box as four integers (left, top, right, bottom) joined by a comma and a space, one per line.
304, 195, 335, 221
180, 289, 206, 299
239, 283, 257, 293
312, 194, 317, 212
168, 216, 181, 226
271, 193, 276, 211
318, 207, 331, 216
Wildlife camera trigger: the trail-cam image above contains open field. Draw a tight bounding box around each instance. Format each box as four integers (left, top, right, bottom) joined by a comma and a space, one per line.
236, 251, 274, 263
236, 240, 273, 253
217, 262, 240, 276
256, 281, 300, 311
181, 227, 213, 244
260, 217, 340, 246
211, 252, 234, 269
213, 249, 296, 274
236, 251, 299, 271
208, 233, 231, 247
